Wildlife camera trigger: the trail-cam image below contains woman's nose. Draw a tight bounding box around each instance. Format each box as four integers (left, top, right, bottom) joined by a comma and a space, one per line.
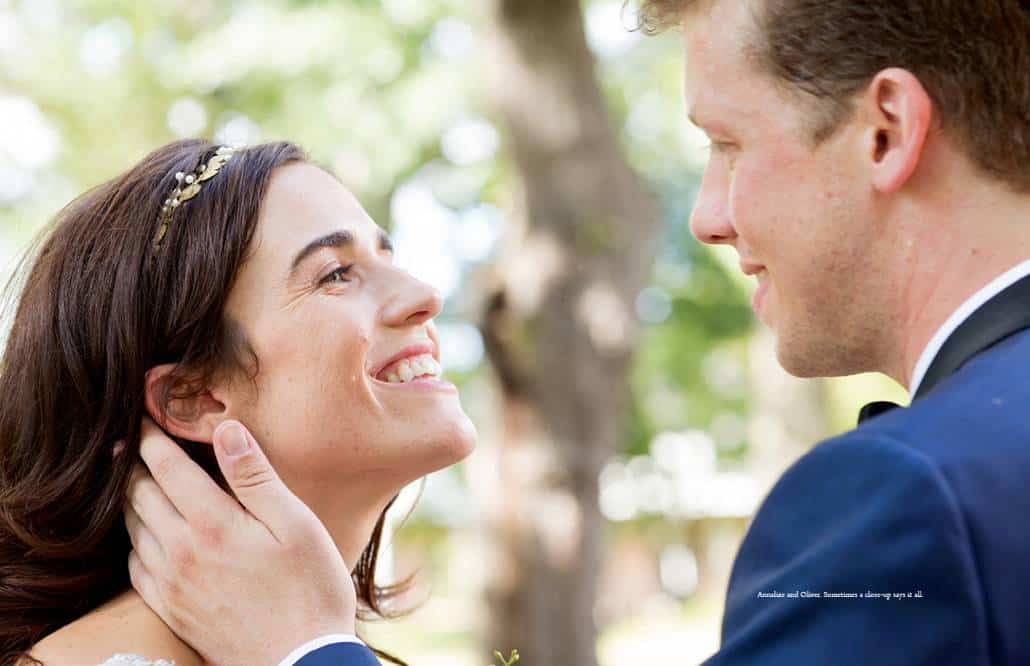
380, 269, 443, 327
689, 168, 737, 246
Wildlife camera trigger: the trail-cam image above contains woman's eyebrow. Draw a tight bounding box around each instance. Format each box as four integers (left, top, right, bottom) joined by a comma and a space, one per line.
287, 228, 393, 279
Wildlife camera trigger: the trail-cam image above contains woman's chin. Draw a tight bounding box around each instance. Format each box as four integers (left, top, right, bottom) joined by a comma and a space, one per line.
431, 413, 478, 464
451, 414, 478, 460
405, 412, 478, 476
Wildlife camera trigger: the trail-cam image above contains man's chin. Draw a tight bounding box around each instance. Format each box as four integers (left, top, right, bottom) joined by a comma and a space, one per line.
774, 345, 811, 378
772, 323, 823, 378
774, 332, 865, 379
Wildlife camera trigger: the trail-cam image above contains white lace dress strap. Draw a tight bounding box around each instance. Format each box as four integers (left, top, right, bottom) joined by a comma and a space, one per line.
96, 655, 176, 666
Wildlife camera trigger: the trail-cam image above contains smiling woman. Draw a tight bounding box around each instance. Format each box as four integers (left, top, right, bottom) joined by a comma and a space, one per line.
0, 140, 476, 666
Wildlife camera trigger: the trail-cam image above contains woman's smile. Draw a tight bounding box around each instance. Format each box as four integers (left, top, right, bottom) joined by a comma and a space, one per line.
367, 343, 458, 392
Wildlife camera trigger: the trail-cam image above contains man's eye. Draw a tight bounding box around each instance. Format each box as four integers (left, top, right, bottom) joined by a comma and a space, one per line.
319, 264, 354, 285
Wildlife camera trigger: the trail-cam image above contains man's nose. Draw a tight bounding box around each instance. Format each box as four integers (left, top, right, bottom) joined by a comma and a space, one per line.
689, 170, 737, 246
380, 268, 443, 327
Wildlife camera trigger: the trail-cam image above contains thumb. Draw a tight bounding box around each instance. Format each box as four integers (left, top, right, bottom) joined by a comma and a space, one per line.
212, 419, 311, 540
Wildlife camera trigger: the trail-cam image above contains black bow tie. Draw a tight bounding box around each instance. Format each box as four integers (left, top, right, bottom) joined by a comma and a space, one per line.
857, 400, 902, 424
857, 271, 1030, 426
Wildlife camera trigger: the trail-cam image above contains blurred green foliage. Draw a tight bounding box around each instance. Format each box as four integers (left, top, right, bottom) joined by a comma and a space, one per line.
0, 0, 756, 471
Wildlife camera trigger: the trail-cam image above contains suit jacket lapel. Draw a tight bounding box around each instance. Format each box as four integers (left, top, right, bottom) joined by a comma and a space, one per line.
915, 273, 1030, 399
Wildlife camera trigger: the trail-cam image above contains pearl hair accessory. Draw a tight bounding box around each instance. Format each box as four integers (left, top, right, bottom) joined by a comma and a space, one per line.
152, 145, 236, 256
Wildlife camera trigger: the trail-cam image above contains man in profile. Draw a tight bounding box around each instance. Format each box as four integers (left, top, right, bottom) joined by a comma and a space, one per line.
125, 1, 1030, 663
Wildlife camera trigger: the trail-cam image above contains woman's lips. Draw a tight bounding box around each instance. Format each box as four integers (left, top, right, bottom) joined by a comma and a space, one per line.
370, 375, 458, 393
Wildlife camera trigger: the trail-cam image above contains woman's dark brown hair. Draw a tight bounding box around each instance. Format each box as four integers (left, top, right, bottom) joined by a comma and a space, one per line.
0, 139, 411, 665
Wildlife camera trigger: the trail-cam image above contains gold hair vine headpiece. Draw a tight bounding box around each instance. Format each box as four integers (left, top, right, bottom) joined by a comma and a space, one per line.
152, 145, 236, 255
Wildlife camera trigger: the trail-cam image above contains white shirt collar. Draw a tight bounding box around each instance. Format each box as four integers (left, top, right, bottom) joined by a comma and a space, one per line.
909, 259, 1030, 396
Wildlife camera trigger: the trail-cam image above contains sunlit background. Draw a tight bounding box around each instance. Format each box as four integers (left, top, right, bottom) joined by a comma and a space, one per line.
0, 0, 908, 664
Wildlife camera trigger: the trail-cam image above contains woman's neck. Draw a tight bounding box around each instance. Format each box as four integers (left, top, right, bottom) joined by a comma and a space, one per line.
305, 482, 403, 573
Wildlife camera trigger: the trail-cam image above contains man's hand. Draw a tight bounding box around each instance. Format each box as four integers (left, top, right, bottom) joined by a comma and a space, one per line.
123, 417, 358, 665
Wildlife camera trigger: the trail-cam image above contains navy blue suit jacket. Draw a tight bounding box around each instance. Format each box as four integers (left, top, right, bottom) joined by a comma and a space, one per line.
293, 641, 380, 665
704, 328, 1030, 665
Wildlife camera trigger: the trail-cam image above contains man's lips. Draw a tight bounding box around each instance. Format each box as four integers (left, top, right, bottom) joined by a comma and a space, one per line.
740, 261, 766, 277
741, 261, 771, 314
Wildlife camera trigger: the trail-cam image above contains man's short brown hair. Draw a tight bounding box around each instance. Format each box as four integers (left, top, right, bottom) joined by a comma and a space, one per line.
637, 0, 1030, 193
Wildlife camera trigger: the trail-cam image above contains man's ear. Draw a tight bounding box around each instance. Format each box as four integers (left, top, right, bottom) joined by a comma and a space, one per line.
144, 363, 229, 444
861, 67, 933, 194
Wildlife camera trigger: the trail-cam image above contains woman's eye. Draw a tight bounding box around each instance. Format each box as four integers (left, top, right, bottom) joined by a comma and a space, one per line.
319, 264, 354, 285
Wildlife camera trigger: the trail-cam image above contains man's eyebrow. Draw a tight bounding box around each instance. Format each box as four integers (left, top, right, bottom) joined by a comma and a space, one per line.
288, 228, 393, 278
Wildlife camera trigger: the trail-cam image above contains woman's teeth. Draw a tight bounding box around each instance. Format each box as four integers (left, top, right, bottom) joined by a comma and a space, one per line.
381, 353, 443, 383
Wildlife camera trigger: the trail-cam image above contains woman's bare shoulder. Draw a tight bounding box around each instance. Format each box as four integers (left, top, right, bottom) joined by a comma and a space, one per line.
28, 589, 203, 666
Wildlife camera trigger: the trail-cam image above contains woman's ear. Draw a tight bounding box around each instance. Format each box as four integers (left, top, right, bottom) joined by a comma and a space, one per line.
144, 363, 229, 444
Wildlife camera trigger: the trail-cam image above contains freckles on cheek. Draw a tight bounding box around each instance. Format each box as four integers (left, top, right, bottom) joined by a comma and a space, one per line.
309, 312, 370, 371
728, 166, 764, 224
345, 333, 372, 383
733, 151, 805, 214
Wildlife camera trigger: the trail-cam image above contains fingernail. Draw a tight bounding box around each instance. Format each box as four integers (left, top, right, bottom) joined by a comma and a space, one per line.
218, 421, 249, 456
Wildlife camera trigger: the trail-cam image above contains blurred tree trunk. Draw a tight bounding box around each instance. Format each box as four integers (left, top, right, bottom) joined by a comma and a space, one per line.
478, 1, 659, 664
